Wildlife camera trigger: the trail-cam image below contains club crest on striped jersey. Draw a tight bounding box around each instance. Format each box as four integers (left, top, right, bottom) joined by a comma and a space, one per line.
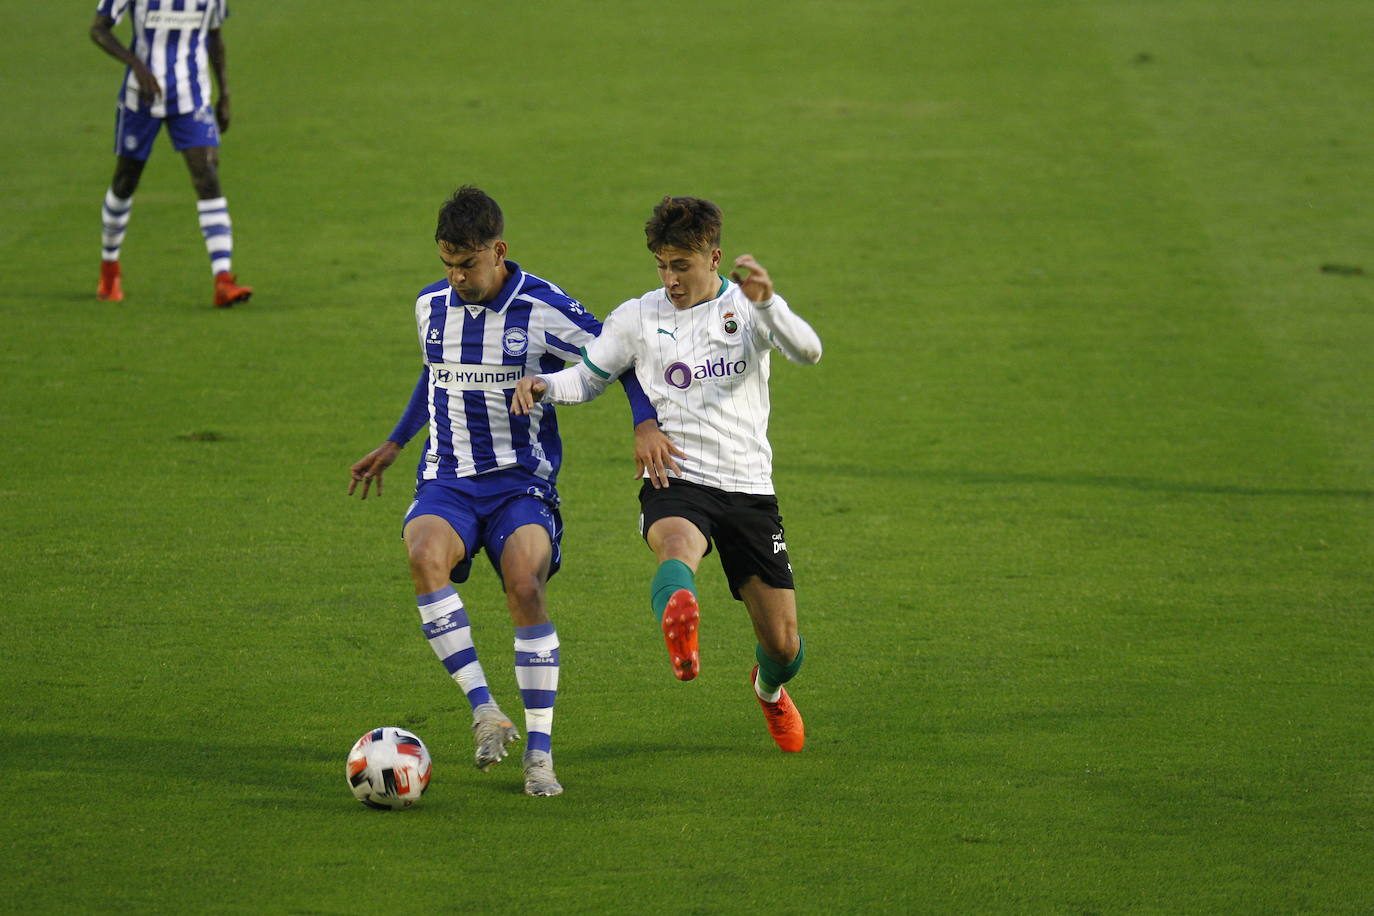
503, 327, 530, 357
723, 312, 739, 335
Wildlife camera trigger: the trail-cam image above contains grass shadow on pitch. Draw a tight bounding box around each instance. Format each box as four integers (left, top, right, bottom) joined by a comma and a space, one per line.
17, 729, 338, 796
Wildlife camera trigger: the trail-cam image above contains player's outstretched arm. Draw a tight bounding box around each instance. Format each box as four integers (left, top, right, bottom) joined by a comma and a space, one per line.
89, 14, 162, 103
350, 369, 427, 498
348, 441, 401, 499
514, 362, 609, 413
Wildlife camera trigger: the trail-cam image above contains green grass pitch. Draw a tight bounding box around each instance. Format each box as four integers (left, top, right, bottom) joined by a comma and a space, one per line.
2, 1, 1371, 912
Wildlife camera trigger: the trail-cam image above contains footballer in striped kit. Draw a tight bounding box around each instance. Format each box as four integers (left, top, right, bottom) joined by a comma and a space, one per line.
513, 196, 822, 753
89, 0, 252, 307
349, 187, 663, 796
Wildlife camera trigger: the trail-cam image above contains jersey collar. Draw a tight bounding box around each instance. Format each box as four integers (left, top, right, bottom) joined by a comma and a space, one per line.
683, 275, 730, 309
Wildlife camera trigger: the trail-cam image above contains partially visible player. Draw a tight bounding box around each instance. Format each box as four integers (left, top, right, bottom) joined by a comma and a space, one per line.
512, 196, 822, 752
349, 186, 664, 796
89, 0, 253, 308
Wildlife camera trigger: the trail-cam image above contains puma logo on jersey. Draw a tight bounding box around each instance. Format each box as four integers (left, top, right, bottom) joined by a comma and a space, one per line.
657, 328, 677, 340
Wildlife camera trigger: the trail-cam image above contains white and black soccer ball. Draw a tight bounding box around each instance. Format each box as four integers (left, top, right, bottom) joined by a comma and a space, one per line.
346, 727, 432, 810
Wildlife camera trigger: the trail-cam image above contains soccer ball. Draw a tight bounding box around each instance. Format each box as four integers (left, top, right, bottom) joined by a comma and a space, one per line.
346, 727, 433, 810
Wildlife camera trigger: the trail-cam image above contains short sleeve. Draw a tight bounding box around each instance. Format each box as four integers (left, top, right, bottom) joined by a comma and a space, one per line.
96, 0, 131, 23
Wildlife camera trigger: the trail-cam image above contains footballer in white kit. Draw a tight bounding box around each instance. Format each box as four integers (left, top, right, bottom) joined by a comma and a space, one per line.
514, 196, 822, 753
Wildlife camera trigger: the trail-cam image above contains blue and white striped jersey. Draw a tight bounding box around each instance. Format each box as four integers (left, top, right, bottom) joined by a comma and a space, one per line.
394, 261, 653, 486
96, 0, 228, 118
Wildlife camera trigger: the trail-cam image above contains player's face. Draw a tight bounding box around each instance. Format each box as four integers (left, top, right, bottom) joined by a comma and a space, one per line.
655, 245, 722, 308
439, 239, 508, 303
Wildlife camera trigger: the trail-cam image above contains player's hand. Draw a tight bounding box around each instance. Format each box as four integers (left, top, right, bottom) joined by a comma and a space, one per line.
132, 61, 163, 105
215, 95, 232, 133
634, 419, 686, 489
348, 441, 401, 499
730, 254, 774, 303
510, 376, 547, 416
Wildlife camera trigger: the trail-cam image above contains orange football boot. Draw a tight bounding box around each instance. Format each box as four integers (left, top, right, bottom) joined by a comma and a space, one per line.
751, 665, 805, 752
97, 261, 124, 301
661, 589, 700, 681
214, 271, 253, 307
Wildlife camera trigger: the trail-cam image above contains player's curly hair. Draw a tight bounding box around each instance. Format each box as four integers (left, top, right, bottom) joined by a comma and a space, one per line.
645, 196, 722, 253
435, 185, 504, 250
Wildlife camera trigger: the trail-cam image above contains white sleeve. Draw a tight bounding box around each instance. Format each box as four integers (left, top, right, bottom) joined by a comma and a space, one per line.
538, 300, 639, 404
753, 294, 823, 364
538, 361, 611, 405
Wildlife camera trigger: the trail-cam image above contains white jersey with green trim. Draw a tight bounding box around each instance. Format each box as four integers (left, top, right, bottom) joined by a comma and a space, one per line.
538, 279, 821, 495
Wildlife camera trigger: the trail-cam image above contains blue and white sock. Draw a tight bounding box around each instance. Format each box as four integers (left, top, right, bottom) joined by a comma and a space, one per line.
417, 587, 492, 710
196, 197, 233, 275
101, 189, 133, 261
514, 623, 560, 755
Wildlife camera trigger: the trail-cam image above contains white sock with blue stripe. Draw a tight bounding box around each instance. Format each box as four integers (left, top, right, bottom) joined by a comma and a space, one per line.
102, 189, 133, 261
514, 623, 560, 755
417, 587, 493, 710
197, 196, 233, 275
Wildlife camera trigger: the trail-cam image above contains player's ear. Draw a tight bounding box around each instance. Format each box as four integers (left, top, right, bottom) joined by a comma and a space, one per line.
710, 248, 722, 270
493, 239, 508, 261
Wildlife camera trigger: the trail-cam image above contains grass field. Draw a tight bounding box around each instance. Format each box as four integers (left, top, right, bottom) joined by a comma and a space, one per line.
2, 1, 1372, 912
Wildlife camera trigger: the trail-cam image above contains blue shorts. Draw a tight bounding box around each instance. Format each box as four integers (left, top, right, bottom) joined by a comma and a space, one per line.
403, 469, 563, 585
114, 105, 220, 161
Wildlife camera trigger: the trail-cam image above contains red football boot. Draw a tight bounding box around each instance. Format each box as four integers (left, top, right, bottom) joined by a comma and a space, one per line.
214, 271, 253, 307
661, 589, 700, 681
97, 261, 124, 302
751, 665, 805, 752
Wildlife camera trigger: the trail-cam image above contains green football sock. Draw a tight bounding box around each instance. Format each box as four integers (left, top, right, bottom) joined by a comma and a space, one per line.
756, 636, 805, 694
650, 558, 696, 622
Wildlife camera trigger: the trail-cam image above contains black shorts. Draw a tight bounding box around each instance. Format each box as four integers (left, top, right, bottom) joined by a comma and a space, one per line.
638, 478, 794, 600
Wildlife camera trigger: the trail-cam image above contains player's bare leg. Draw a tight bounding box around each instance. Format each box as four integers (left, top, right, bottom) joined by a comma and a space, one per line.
501, 523, 563, 796
405, 514, 519, 770
740, 579, 805, 752
647, 517, 707, 680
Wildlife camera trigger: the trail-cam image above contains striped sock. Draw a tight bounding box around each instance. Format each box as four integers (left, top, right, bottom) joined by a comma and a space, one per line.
417, 587, 493, 710
514, 623, 560, 755
101, 189, 133, 261
196, 196, 233, 275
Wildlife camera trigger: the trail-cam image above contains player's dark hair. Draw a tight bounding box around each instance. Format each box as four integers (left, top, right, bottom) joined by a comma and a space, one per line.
435, 185, 504, 250
645, 196, 722, 253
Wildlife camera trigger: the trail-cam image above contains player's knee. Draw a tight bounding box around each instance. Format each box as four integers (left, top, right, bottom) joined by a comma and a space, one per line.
759, 624, 799, 663
111, 160, 144, 198
504, 573, 545, 615
185, 154, 222, 198
406, 539, 452, 583
656, 531, 701, 563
